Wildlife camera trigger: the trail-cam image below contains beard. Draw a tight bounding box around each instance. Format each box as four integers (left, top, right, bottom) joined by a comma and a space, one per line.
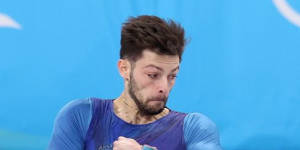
128, 72, 168, 116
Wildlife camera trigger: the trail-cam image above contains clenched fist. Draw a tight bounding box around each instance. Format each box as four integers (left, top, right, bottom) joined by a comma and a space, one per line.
113, 136, 142, 150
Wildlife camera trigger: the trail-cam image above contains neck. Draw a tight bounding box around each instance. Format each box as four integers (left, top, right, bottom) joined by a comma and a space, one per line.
113, 92, 169, 124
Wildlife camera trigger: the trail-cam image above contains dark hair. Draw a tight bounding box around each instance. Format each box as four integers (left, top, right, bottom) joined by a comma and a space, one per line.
120, 15, 187, 62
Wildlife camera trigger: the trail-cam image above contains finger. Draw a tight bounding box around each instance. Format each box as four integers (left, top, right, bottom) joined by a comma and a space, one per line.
128, 138, 136, 142
113, 141, 119, 147
118, 136, 126, 140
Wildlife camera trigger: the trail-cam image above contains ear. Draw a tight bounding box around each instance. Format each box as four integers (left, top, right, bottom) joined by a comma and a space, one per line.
118, 59, 130, 80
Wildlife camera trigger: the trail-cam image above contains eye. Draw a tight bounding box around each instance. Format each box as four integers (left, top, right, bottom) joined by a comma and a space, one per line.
148, 74, 158, 79
169, 74, 177, 80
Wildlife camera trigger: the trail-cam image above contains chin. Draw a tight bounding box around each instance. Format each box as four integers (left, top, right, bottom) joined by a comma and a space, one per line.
145, 104, 165, 115
144, 108, 164, 115
149, 101, 165, 108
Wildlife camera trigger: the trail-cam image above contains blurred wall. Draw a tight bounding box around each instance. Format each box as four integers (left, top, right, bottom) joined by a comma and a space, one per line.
1, 0, 300, 149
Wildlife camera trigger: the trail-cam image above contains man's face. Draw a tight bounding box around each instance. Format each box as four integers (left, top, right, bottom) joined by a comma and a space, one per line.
128, 50, 180, 115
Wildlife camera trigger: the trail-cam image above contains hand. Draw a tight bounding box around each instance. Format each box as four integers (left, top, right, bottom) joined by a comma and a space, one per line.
113, 136, 142, 150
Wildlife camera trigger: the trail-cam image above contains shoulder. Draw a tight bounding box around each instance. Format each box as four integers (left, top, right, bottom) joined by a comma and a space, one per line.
53, 98, 94, 131
48, 98, 94, 149
55, 97, 112, 123
183, 113, 217, 130
56, 98, 92, 120
183, 113, 222, 150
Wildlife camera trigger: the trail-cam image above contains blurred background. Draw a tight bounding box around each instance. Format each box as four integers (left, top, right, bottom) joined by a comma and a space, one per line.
1, 0, 300, 149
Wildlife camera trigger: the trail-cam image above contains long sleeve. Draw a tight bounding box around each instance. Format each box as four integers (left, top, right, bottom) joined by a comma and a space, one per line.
48, 99, 92, 150
183, 113, 222, 150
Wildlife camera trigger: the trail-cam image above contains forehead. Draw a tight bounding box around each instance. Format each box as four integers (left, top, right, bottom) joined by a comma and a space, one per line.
135, 49, 180, 70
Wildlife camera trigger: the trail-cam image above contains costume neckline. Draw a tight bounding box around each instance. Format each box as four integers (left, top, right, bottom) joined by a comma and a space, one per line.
109, 99, 174, 127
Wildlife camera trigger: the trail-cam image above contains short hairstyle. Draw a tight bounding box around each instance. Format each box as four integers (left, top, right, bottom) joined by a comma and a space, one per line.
120, 15, 187, 62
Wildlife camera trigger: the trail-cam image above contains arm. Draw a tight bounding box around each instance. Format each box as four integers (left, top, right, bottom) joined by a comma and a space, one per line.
184, 113, 222, 150
48, 99, 92, 150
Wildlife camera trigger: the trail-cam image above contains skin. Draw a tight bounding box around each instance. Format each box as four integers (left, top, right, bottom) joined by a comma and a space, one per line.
113, 137, 143, 150
113, 49, 180, 150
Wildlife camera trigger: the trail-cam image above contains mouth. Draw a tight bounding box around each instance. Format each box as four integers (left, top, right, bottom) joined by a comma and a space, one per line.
149, 97, 166, 102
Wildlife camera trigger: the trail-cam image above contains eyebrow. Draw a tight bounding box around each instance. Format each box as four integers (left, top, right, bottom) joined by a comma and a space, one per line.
144, 64, 179, 72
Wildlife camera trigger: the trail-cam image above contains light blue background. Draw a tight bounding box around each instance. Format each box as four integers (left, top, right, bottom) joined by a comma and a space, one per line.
1, 0, 300, 149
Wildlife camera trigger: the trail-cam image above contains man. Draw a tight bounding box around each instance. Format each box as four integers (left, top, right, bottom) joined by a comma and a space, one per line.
48, 15, 222, 150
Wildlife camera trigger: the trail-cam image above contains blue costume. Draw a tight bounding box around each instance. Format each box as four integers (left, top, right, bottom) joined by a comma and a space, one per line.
48, 98, 222, 150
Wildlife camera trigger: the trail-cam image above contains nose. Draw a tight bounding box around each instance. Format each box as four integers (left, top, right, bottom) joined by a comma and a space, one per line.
157, 77, 168, 95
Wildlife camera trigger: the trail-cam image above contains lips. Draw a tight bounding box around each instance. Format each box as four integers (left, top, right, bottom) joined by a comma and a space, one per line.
149, 97, 166, 102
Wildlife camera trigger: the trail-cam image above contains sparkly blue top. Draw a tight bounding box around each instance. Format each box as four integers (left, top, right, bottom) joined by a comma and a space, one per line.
48, 98, 222, 150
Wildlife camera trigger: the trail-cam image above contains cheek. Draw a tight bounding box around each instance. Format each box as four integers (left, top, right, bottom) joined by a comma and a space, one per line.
133, 73, 153, 91
137, 79, 158, 98
138, 81, 155, 95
